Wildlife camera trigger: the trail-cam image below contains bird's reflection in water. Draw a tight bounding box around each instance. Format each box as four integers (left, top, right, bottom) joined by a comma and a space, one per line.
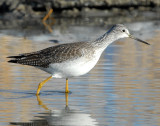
10, 93, 98, 126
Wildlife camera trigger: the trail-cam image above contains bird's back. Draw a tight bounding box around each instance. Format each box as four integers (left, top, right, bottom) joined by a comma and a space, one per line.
8, 41, 94, 68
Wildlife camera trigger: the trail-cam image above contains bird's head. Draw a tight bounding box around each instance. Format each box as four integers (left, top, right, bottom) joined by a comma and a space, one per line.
110, 24, 150, 45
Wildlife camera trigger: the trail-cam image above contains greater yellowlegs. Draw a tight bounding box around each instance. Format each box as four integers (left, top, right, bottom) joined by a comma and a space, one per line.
8, 24, 150, 95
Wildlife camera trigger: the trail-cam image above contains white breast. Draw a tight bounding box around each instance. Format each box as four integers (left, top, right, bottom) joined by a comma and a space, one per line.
39, 50, 102, 78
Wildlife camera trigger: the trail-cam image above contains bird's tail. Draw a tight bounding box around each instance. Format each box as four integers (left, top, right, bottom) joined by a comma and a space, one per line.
7, 55, 27, 64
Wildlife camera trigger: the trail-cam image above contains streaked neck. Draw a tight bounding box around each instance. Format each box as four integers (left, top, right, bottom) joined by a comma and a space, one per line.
92, 30, 118, 51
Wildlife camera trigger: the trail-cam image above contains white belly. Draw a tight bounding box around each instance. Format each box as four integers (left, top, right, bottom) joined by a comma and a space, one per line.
39, 54, 101, 78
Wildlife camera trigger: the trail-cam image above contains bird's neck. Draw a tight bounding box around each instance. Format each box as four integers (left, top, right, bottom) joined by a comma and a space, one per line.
92, 31, 118, 52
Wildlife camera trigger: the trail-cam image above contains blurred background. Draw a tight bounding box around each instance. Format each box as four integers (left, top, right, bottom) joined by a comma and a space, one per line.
0, 0, 160, 126
0, 0, 159, 36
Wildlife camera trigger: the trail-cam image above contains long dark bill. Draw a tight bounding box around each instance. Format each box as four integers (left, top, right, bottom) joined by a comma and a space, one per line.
129, 35, 150, 45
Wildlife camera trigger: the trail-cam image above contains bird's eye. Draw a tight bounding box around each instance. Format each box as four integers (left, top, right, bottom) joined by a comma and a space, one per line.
122, 29, 125, 32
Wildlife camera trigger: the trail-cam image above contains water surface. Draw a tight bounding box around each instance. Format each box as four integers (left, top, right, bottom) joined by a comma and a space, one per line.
0, 18, 160, 126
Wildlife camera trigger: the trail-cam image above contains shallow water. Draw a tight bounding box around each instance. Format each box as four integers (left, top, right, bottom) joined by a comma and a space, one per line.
0, 18, 160, 126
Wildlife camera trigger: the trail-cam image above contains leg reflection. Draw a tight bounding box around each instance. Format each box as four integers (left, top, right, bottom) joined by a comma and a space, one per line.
36, 95, 49, 110
10, 93, 98, 125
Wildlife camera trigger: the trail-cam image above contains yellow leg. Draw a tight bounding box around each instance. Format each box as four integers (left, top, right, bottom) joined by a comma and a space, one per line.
36, 76, 52, 95
42, 8, 53, 22
65, 78, 69, 93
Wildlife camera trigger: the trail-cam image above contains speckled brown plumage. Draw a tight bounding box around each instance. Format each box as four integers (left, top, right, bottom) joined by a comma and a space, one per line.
8, 41, 94, 68
7, 24, 150, 95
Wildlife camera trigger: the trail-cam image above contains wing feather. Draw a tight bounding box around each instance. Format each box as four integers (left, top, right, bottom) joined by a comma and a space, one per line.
8, 42, 90, 68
